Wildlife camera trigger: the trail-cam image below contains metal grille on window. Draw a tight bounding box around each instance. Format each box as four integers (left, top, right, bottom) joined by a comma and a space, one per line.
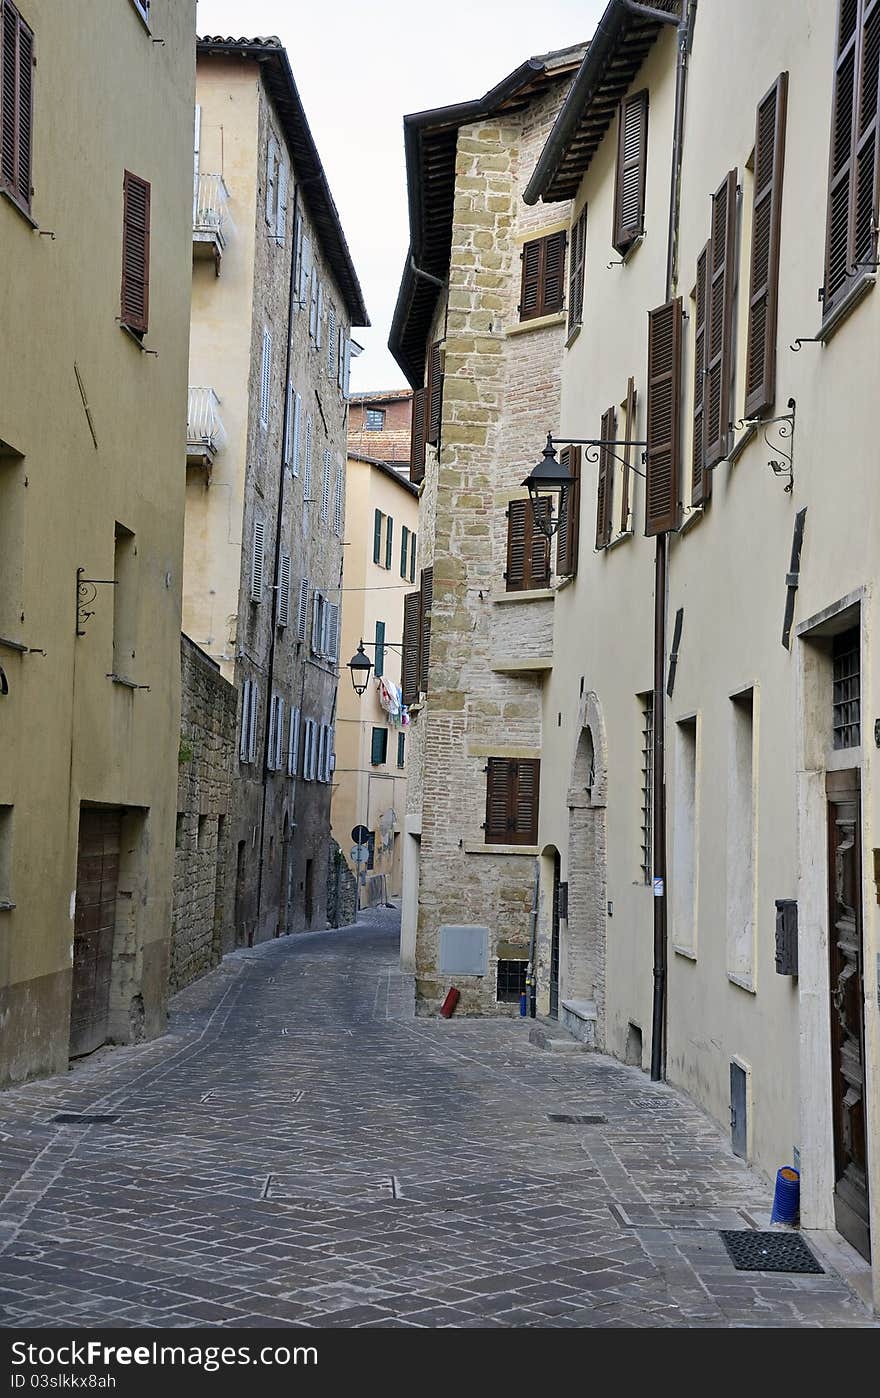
832, 628, 860, 749
260, 329, 271, 428
496, 959, 528, 1004
640, 693, 653, 883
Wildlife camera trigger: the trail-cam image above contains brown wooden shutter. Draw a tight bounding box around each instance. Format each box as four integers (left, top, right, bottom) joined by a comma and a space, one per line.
568, 206, 587, 331
402, 591, 421, 704
620, 376, 637, 533
542, 230, 566, 313
512, 758, 540, 845
520, 238, 541, 319
595, 406, 616, 550
419, 565, 433, 693
556, 446, 581, 576
613, 89, 648, 255
410, 387, 427, 484
853, 2, 880, 273
485, 759, 512, 843
506, 499, 549, 591
691, 241, 711, 506
825, 1, 860, 311
645, 297, 683, 537
519, 231, 567, 320
704, 169, 737, 467
426, 341, 443, 446
745, 73, 788, 418
484, 758, 540, 845
121, 170, 151, 335
0, 2, 34, 214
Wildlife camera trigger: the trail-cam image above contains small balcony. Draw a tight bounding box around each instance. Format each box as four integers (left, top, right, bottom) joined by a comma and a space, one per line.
186, 387, 227, 471
192, 173, 229, 272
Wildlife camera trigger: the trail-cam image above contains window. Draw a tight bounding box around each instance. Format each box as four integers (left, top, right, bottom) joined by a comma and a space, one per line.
265, 135, 287, 241
728, 689, 757, 986
371, 727, 388, 766
333, 462, 344, 537
293, 214, 304, 302
296, 577, 309, 642
267, 694, 285, 771
484, 758, 540, 846
121, 171, 151, 336
303, 418, 313, 534
259, 329, 272, 429
240, 678, 259, 764
287, 706, 301, 776
401, 566, 432, 704
832, 628, 861, 747
704, 171, 737, 468
397, 731, 405, 769
375, 620, 385, 679
385, 514, 394, 570
112, 523, 137, 678
250, 517, 265, 602
327, 305, 337, 376
310, 591, 339, 660
276, 552, 291, 628
302, 718, 318, 781
745, 73, 788, 417
568, 205, 588, 332
373, 509, 383, 565
645, 297, 683, 536
672, 717, 698, 958
365, 407, 385, 431
409, 533, 417, 583
309, 270, 319, 339
496, 958, 528, 1004
373, 510, 394, 569
0, 805, 14, 909
290, 390, 302, 475
555, 447, 581, 577
410, 388, 427, 484
824, 0, 880, 318
426, 342, 443, 446
691, 243, 711, 506
595, 408, 616, 551
613, 90, 648, 256
639, 693, 653, 884
519, 231, 566, 321
320, 448, 331, 523
505, 499, 550, 591
299, 231, 311, 307
0, 2, 34, 217
400, 525, 410, 578
316, 282, 324, 349
318, 723, 334, 783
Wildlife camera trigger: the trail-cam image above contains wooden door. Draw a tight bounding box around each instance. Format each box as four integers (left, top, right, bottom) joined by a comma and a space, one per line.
70, 808, 122, 1058
550, 856, 561, 1020
827, 778, 871, 1260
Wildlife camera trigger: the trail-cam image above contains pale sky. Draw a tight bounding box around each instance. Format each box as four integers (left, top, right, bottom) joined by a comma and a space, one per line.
197, 0, 603, 392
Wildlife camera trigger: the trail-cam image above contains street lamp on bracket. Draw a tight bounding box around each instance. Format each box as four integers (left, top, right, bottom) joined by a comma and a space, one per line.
346, 636, 405, 696
523, 430, 648, 539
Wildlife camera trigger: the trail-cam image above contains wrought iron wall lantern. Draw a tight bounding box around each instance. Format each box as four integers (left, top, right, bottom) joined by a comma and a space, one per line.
346, 637, 404, 695
524, 432, 648, 539
733, 398, 796, 492
76, 567, 117, 637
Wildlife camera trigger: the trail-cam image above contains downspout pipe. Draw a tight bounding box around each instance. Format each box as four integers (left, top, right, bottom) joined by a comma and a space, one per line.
650, 0, 696, 1083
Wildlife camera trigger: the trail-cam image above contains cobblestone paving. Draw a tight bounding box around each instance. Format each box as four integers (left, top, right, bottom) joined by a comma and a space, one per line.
0, 908, 875, 1329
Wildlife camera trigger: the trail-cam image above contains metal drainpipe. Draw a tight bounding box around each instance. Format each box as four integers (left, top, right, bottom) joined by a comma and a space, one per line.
255, 185, 300, 940
650, 0, 696, 1082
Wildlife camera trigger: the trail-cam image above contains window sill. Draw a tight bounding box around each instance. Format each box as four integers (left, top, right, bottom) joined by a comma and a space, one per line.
109, 673, 148, 691
677, 505, 705, 537
0, 901, 15, 913
119, 322, 156, 354
673, 944, 697, 962
492, 587, 555, 605
612, 233, 645, 265
726, 421, 757, 465
463, 842, 539, 856
727, 972, 756, 995
565, 322, 582, 350
506, 311, 567, 338
491, 656, 553, 674
0, 186, 38, 229
819, 272, 875, 344
605, 529, 634, 551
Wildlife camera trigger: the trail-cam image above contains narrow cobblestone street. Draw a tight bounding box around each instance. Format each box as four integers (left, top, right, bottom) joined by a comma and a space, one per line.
0, 911, 874, 1329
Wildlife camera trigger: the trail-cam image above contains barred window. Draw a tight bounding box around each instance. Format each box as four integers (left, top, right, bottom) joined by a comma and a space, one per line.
640, 692, 653, 884
832, 628, 860, 749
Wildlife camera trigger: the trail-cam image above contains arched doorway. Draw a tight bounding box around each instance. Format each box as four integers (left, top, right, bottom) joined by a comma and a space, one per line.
565, 691, 608, 1046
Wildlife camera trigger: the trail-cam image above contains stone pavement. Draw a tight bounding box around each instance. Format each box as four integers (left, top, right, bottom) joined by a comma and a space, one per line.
0, 907, 874, 1329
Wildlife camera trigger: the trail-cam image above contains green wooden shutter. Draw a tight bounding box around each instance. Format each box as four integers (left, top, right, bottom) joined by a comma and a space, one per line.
373, 508, 382, 564
419, 566, 433, 694
745, 73, 788, 418
385, 515, 394, 570
645, 297, 683, 537
400, 524, 409, 577
397, 732, 405, 769
374, 620, 385, 678
370, 727, 388, 766
402, 591, 421, 704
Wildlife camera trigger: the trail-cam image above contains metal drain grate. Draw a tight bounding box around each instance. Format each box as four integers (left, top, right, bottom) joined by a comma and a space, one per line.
548, 1112, 607, 1125
720, 1230, 824, 1274
51, 1113, 119, 1125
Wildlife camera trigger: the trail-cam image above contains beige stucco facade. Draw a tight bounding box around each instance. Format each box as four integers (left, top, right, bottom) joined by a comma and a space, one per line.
332, 454, 419, 902
0, 0, 195, 1083
530, 0, 880, 1304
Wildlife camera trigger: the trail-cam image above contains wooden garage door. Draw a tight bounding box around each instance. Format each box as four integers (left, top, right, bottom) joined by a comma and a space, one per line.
70, 808, 122, 1058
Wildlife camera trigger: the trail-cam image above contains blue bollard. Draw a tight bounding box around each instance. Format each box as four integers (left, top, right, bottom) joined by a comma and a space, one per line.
770, 1166, 800, 1224
519, 990, 528, 1017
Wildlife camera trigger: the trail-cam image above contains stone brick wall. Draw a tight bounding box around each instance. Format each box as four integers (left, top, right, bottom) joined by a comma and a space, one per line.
326, 838, 358, 928
171, 635, 237, 993
408, 83, 573, 1015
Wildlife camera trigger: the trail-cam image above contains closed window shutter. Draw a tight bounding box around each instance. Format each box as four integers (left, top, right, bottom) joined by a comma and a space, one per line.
485, 758, 539, 845
745, 72, 788, 418
613, 89, 649, 255
293, 214, 303, 300
691, 241, 711, 506
260, 329, 272, 428
620, 376, 637, 533
321, 448, 331, 522
410, 387, 427, 483
373, 509, 382, 564
426, 342, 443, 446
277, 553, 291, 628
276, 158, 288, 241
268, 695, 282, 770
556, 446, 581, 576
519, 238, 542, 320
334, 463, 344, 537
513, 757, 540, 845
375, 620, 385, 678
265, 135, 278, 224
292, 392, 302, 475
506, 499, 549, 591
316, 282, 324, 348
568, 206, 588, 331
311, 590, 323, 652
484, 758, 512, 843
400, 524, 409, 577
327, 305, 336, 375
595, 407, 616, 550
704, 169, 738, 467
402, 591, 421, 704
419, 566, 433, 694
317, 725, 327, 782
309, 270, 318, 338
239, 679, 251, 761
121, 171, 151, 335
338, 324, 345, 388
385, 515, 394, 569
248, 681, 259, 763
371, 727, 388, 766
326, 602, 339, 660
397, 732, 405, 768
284, 378, 294, 464
645, 297, 683, 536
297, 578, 309, 641
542, 230, 566, 313
342, 337, 351, 397
520, 231, 567, 320
0, 3, 34, 214
303, 415, 313, 503
287, 706, 300, 776
251, 518, 265, 601
824, 1, 880, 314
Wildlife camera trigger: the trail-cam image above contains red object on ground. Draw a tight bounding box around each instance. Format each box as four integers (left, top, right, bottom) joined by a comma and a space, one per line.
440, 987, 460, 1018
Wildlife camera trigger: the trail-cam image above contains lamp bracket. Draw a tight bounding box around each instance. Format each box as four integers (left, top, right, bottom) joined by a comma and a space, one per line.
551, 435, 648, 479
732, 398, 796, 493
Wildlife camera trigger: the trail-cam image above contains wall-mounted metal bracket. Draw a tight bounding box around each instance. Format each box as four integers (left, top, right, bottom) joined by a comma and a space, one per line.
733, 398, 796, 492
552, 435, 649, 479
790, 336, 822, 351
76, 567, 117, 637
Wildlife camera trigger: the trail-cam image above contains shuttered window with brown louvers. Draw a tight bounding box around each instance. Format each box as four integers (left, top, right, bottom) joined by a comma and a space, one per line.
595, 406, 616, 550
484, 758, 540, 846
519, 230, 567, 321
645, 297, 683, 537
620, 376, 637, 533
745, 73, 788, 417
426, 342, 443, 446
0, 1, 33, 215
691, 241, 711, 506
568, 206, 588, 332
704, 169, 737, 468
824, 1, 880, 317
505, 499, 550, 592
556, 446, 581, 576
402, 591, 421, 705
410, 386, 427, 484
121, 170, 151, 336
419, 566, 433, 694
613, 89, 648, 255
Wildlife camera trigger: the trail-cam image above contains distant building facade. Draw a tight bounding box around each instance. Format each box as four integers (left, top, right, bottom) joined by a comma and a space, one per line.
348, 390, 413, 470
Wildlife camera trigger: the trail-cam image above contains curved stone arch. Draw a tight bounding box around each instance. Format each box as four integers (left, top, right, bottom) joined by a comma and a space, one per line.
568, 689, 608, 809
563, 689, 608, 1048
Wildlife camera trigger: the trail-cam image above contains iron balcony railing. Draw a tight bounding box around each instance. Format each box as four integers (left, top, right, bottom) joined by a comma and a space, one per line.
186, 387, 227, 466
